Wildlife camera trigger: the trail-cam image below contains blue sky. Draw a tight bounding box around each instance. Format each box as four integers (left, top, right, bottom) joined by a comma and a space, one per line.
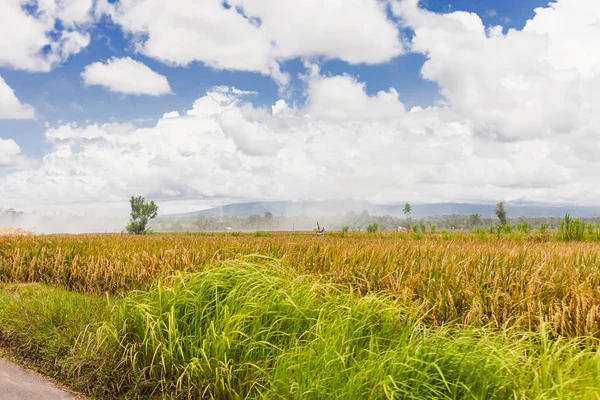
1, 0, 599, 215
1, 0, 549, 158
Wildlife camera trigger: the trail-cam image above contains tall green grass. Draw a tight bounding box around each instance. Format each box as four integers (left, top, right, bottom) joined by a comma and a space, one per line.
107, 260, 600, 399
558, 213, 587, 241
1, 260, 600, 398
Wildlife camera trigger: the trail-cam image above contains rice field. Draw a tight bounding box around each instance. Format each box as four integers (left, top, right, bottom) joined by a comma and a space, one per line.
1, 232, 600, 336
1, 232, 600, 398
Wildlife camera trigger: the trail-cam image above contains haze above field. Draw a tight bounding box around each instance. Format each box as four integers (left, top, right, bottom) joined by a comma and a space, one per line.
4, 200, 600, 234
1, 0, 599, 216
180, 201, 600, 219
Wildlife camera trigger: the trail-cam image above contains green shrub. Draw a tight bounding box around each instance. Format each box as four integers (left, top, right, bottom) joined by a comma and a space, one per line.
517, 221, 529, 233
366, 223, 378, 233
252, 231, 273, 237
341, 225, 349, 238
587, 223, 596, 236
513, 233, 524, 241
560, 213, 585, 241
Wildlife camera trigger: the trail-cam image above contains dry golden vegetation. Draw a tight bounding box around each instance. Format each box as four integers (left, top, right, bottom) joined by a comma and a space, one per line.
0, 228, 36, 236
1, 232, 599, 337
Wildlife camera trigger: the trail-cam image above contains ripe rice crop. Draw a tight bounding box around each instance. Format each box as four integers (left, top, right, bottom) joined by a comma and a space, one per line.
0, 234, 600, 336
1, 232, 600, 337
1, 233, 600, 398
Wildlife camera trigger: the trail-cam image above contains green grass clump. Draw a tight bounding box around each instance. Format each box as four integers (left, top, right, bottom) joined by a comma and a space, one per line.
107, 260, 600, 399
252, 231, 273, 237
558, 213, 586, 241
2, 260, 600, 399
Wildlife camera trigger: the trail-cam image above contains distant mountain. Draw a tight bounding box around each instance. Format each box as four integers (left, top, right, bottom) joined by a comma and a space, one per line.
170, 201, 600, 219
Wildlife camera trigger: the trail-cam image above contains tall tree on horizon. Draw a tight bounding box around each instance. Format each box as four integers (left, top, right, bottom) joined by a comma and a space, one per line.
494, 202, 508, 225
403, 202, 412, 228
126, 196, 158, 234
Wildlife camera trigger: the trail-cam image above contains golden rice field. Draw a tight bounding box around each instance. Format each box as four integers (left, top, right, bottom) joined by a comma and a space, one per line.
1, 231, 599, 337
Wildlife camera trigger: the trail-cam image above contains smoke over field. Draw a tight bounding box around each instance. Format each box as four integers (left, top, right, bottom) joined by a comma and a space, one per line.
0, 208, 126, 234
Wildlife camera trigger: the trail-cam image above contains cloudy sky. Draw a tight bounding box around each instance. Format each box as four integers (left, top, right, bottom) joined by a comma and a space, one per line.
0, 0, 598, 215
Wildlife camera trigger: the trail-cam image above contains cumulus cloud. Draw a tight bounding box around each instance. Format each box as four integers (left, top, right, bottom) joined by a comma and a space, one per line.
0, 138, 33, 170
0, 0, 92, 71
97, 0, 404, 85
0, 75, 35, 119
4, 0, 600, 214
227, 0, 404, 64
0, 139, 22, 166
0, 74, 580, 213
304, 67, 406, 121
82, 57, 172, 96
391, 0, 600, 141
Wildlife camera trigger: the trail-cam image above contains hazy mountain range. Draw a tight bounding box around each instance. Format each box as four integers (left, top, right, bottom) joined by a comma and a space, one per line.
171, 201, 600, 219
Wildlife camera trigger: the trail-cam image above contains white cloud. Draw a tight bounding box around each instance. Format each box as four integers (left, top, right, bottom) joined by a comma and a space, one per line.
304, 67, 406, 121
0, 137, 33, 170
0, 138, 22, 167
42, 0, 95, 27
0, 75, 35, 120
98, 0, 404, 84
391, 0, 600, 141
4, 0, 600, 213
228, 0, 404, 64
0, 75, 582, 212
82, 57, 172, 96
162, 111, 179, 119
0, 0, 92, 71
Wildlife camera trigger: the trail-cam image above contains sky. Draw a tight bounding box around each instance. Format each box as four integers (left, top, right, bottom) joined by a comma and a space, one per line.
0, 0, 598, 216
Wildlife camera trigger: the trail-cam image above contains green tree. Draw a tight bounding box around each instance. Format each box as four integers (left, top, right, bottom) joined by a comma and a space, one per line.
264, 212, 273, 220
494, 202, 507, 225
468, 214, 482, 227
367, 222, 378, 233
126, 196, 158, 235
403, 202, 412, 228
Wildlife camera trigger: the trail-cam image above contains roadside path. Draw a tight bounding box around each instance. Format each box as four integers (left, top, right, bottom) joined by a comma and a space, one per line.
0, 358, 79, 399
